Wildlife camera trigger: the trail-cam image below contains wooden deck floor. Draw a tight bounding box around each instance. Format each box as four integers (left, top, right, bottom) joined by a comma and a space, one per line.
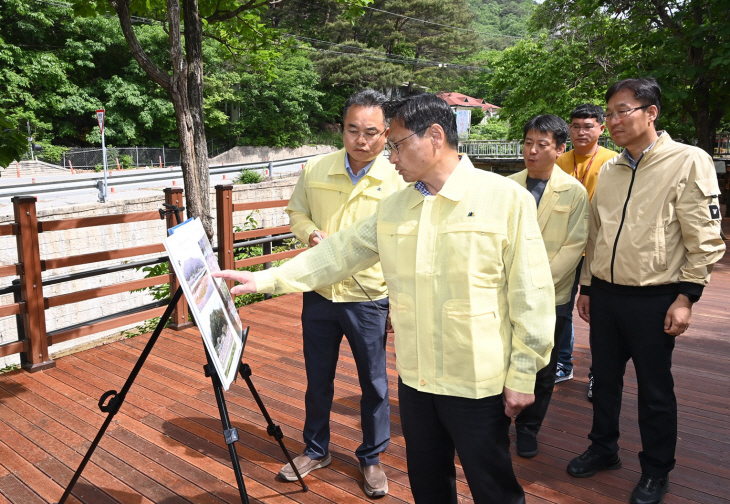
1, 257, 729, 503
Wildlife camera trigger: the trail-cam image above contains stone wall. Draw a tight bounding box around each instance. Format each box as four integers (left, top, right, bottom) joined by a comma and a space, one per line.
0, 175, 299, 369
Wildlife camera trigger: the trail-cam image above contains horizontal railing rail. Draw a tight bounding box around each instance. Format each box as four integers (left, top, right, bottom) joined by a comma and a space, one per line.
0, 185, 303, 370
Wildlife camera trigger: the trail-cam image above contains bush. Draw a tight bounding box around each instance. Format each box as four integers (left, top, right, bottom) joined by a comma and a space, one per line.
118, 154, 134, 169
469, 118, 510, 140
235, 168, 264, 184
470, 108, 485, 126
38, 144, 69, 165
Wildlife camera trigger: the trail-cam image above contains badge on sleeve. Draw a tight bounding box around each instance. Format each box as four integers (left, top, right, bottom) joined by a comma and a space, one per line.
709, 204, 721, 220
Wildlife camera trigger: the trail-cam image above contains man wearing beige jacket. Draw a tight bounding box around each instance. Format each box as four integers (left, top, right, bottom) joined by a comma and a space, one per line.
509, 115, 589, 458
568, 78, 726, 504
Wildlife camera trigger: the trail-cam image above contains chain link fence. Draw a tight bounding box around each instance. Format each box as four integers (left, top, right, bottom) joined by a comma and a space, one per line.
60, 147, 182, 170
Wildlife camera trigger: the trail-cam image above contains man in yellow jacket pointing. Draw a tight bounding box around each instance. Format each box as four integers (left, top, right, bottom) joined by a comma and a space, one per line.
215, 93, 555, 504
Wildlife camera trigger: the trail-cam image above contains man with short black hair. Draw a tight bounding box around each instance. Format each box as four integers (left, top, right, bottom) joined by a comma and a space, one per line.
555, 104, 618, 391
508, 115, 589, 459
215, 93, 556, 504
567, 78, 725, 504
279, 88, 407, 497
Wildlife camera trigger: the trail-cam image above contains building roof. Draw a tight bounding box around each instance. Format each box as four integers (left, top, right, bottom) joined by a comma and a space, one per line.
437, 92, 501, 112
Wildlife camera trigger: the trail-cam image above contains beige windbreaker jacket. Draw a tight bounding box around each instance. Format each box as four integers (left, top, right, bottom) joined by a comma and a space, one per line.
580, 133, 725, 298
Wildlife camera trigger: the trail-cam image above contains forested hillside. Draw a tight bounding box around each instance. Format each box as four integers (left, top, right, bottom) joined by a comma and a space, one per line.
1, 0, 727, 160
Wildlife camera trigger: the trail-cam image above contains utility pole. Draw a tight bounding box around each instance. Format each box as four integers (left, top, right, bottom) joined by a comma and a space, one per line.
96, 109, 108, 203
27, 121, 34, 161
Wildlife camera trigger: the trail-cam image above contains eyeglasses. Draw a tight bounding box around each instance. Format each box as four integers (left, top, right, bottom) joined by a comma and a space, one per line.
570, 125, 597, 132
385, 125, 431, 154
605, 105, 650, 121
344, 129, 386, 143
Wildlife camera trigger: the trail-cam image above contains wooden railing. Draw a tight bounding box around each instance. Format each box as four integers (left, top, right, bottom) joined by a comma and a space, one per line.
0, 185, 300, 372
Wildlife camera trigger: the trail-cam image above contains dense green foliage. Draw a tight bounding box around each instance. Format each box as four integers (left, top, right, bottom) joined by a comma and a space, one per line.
0, 0, 534, 155
5, 0, 727, 155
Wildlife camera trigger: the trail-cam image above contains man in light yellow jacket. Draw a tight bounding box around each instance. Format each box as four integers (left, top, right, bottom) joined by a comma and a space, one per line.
280, 89, 407, 497
508, 114, 589, 459
215, 93, 555, 504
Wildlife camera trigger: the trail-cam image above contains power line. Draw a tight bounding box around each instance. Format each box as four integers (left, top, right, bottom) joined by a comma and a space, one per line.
288, 36, 489, 72
361, 5, 533, 40
285, 33, 489, 71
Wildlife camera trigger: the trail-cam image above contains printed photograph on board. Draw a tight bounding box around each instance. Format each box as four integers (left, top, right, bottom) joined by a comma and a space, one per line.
164, 218, 244, 390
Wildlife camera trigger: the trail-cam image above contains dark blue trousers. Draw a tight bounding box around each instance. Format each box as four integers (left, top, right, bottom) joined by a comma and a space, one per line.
301, 291, 390, 466
399, 379, 525, 504
556, 257, 583, 372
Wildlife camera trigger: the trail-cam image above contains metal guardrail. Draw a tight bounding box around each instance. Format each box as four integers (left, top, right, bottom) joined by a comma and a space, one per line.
0, 154, 317, 199
459, 137, 619, 159
458, 140, 523, 158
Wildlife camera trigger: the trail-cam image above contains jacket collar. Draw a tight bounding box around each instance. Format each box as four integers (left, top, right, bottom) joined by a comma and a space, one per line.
512, 166, 572, 232
327, 148, 389, 181
616, 131, 670, 168
407, 155, 475, 208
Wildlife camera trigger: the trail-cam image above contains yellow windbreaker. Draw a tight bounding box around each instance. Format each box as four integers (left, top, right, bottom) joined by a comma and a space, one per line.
581, 133, 725, 296
257, 156, 555, 398
286, 149, 407, 302
509, 167, 589, 305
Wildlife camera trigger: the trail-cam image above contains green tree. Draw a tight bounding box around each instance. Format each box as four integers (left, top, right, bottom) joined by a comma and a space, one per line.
0, 1, 178, 148
0, 115, 27, 170
477, 31, 624, 139
72, 0, 370, 238
535, 0, 730, 155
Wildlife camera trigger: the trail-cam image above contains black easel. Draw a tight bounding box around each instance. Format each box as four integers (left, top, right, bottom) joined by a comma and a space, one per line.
56, 206, 307, 504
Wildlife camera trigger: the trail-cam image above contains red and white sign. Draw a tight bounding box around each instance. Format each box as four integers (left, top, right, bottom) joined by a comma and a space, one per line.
96, 109, 105, 134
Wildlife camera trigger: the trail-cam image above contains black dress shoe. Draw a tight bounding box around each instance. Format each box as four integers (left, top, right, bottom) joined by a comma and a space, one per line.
630, 474, 669, 504
516, 432, 538, 458
566, 446, 621, 478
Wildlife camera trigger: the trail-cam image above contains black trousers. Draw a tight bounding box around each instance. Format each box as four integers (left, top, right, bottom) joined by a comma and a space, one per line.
398, 379, 525, 504
588, 279, 678, 477
515, 314, 567, 437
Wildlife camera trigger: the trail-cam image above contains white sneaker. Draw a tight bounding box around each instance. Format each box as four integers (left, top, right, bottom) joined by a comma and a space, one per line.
555, 364, 573, 383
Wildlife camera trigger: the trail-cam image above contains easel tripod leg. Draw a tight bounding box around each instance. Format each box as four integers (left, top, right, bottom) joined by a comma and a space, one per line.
56, 287, 184, 504
239, 363, 308, 492
203, 348, 251, 504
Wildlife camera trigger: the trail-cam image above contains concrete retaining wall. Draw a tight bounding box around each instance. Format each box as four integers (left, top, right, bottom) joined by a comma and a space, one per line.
0, 175, 299, 369
211, 145, 338, 165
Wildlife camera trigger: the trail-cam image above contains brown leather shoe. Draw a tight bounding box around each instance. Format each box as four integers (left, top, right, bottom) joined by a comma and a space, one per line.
278, 453, 331, 482
360, 463, 388, 498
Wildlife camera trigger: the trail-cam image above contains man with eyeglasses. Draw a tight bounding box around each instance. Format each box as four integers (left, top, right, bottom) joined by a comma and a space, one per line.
555, 105, 618, 397
278, 89, 406, 497
508, 115, 589, 460
215, 93, 555, 504
567, 78, 725, 504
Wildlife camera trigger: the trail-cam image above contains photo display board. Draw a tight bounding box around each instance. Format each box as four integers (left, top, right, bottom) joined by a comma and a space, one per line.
164, 218, 244, 390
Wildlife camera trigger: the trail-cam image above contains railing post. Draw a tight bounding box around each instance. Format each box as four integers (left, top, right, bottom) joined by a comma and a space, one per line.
12, 196, 55, 372
164, 187, 194, 330
263, 239, 272, 300
216, 185, 235, 292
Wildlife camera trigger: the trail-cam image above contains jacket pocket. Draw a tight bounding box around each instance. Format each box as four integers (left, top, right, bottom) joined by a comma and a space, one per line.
441, 298, 504, 383
391, 292, 418, 371
651, 225, 668, 271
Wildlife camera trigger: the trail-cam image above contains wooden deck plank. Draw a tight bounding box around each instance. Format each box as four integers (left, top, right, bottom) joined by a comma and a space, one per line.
1, 253, 730, 503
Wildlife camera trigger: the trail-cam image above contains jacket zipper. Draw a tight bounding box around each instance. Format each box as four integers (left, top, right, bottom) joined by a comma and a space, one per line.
610, 158, 640, 283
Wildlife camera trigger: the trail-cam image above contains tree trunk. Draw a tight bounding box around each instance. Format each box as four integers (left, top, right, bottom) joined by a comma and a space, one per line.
166, 0, 205, 233
110, 0, 213, 239
183, 0, 213, 239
